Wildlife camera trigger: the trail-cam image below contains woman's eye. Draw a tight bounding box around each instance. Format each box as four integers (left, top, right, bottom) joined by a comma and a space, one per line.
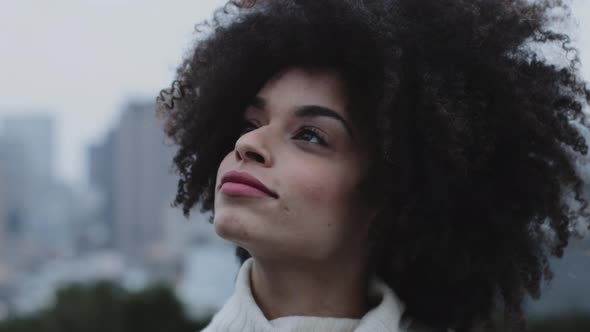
239, 120, 258, 135
294, 127, 327, 146
239, 121, 327, 146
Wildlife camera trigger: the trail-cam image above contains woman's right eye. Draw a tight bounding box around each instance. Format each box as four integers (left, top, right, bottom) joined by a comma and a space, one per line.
239, 120, 258, 135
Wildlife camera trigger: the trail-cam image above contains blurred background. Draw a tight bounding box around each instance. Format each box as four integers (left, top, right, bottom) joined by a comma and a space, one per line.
0, 0, 588, 331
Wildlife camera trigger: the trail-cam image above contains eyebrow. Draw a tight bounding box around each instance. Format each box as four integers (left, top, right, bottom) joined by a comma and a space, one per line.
248, 96, 355, 140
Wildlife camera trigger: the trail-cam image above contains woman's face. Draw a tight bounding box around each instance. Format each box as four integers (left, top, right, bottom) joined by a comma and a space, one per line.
214, 67, 377, 263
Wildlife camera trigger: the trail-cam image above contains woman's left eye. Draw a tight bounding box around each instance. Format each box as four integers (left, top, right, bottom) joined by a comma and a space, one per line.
239, 120, 258, 136
293, 127, 328, 146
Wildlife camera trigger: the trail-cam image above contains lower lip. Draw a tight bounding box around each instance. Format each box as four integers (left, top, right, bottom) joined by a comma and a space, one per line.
221, 182, 274, 198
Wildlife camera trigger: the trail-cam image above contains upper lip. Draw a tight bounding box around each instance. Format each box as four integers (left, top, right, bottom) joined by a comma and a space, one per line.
220, 170, 278, 198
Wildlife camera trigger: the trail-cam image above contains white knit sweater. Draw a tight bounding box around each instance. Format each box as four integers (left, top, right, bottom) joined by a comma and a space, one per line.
200, 258, 421, 332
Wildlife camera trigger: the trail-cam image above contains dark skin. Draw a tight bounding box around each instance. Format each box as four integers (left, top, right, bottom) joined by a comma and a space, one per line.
157, 0, 590, 330
213, 67, 375, 320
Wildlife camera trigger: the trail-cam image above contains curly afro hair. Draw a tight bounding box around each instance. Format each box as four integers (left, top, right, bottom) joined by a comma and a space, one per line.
157, 0, 590, 330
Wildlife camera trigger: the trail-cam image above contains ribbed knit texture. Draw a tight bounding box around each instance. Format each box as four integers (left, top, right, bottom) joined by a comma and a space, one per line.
200, 258, 411, 332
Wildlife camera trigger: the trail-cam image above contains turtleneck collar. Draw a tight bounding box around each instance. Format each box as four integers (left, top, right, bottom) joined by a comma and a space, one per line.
200, 258, 412, 332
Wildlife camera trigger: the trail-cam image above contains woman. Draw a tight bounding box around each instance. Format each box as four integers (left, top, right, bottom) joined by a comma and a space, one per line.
157, 0, 590, 331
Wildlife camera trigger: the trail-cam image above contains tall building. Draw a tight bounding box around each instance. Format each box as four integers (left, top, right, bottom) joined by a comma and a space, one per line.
0, 114, 62, 265
88, 131, 115, 247
111, 101, 177, 260
1, 114, 54, 188
0, 160, 6, 255
88, 99, 225, 285
0, 138, 27, 262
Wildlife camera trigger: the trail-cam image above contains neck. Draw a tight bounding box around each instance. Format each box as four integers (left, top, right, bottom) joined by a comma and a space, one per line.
249, 252, 370, 321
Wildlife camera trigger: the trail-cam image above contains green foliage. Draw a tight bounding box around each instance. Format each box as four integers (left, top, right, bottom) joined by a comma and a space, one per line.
528, 312, 590, 332
0, 281, 211, 332
5, 281, 586, 332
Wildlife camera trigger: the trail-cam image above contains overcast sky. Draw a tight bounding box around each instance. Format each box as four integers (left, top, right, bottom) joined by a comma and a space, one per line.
1, 0, 589, 186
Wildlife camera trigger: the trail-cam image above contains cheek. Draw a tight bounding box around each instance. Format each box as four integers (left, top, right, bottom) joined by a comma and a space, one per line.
280, 161, 370, 257
285, 162, 357, 217
293, 170, 326, 201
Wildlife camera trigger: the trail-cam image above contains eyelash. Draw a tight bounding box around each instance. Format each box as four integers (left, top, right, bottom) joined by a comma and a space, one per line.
240, 120, 328, 146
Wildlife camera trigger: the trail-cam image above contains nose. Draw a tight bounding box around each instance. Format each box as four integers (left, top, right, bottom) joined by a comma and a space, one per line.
234, 127, 273, 167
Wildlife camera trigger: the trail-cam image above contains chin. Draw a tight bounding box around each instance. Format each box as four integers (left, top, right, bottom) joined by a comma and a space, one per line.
213, 210, 255, 245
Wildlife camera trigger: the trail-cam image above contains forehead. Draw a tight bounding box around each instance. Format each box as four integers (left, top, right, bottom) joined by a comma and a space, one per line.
254, 67, 350, 118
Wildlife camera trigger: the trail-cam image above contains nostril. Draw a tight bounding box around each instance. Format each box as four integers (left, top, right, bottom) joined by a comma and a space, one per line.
245, 151, 265, 163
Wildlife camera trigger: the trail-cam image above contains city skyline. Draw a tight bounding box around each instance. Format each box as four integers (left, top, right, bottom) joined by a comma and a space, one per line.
0, 0, 589, 187
0, 0, 227, 186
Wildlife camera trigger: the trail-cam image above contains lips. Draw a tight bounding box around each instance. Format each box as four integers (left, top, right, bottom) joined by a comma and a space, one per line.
220, 170, 278, 198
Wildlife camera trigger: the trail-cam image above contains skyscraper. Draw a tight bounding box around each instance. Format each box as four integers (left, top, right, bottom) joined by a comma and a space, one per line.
88, 131, 115, 248
0, 114, 57, 263
0, 160, 6, 254
2, 114, 54, 188
110, 101, 177, 260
